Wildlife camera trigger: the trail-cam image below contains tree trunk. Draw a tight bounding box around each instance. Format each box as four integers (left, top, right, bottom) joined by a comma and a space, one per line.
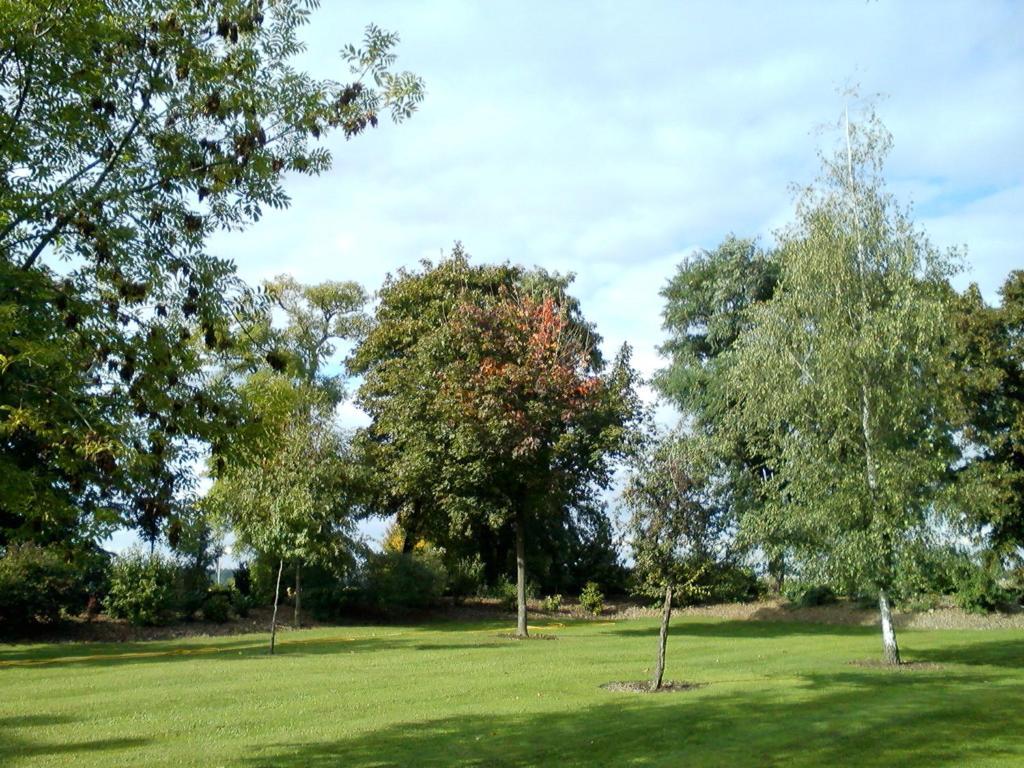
651, 583, 673, 691
847, 108, 902, 669
878, 587, 901, 665
269, 558, 283, 655
769, 552, 785, 595
515, 508, 528, 638
293, 560, 301, 629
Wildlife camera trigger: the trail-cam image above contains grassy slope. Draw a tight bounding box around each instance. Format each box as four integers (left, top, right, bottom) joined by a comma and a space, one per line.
1, 616, 1022, 767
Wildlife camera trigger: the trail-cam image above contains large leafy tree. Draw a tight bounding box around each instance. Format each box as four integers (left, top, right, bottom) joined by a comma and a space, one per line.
657, 236, 778, 418
349, 251, 522, 555
950, 273, 1024, 565
0, 0, 422, 547
725, 109, 959, 665
350, 250, 641, 637
654, 237, 782, 586
440, 285, 640, 637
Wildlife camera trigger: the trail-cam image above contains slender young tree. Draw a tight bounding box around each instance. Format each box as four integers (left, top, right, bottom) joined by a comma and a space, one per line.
231, 275, 367, 626
726, 107, 959, 665
655, 237, 783, 587
625, 435, 726, 690
206, 373, 357, 653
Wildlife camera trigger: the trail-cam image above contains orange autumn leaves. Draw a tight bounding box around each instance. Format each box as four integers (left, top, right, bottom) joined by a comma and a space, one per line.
443, 288, 603, 460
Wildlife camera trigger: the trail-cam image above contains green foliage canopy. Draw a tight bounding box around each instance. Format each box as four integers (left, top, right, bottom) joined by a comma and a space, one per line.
349, 248, 642, 573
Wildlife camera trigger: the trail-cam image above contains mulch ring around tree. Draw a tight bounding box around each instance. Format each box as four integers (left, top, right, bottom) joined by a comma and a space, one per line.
496, 632, 558, 640
847, 660, 945, 671
600, 680, 706, 694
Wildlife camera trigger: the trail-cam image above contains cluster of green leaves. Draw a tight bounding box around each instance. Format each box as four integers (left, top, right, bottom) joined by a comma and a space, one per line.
949, 273, 1024, 565
230, 274, 368, 402
204, 373, 359, 566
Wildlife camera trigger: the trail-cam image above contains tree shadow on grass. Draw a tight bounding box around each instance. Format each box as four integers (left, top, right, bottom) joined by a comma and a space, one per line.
0, 714, 150, 764
910, 637, 1024, 669
0, 633, 417, 671
239, 669, 1024, 768
0, 618, 591, 671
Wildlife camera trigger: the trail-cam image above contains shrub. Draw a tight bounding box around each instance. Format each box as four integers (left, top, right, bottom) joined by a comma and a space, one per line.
295, 562, 358, 621
202, 594, 232, 623
702, 563, 764, 605
579, 581, 604, 616
232, 562, 252, 596
247, 557, 280, 605
233, 594, 252, 618
362, 549, 448, 614
106, 548, 178, 626
542, 594, 563, 613
495, 576, 518, 612
954, 565, 1010, 614
446, 555, 484, 604
493, 577, 538, 612
200, 584, 245, 622
895, 543, 969, 599
796, 585, 837, 608
0, 543, 87, 627
175, 569, 209, 621
1007, 567, 1024, 607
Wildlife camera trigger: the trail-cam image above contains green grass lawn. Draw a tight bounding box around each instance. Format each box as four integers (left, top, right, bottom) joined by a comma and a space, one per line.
2, 615, 1022, 767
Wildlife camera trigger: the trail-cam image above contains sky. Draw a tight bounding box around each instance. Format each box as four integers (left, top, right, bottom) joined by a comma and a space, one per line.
110, 0, 1024, 555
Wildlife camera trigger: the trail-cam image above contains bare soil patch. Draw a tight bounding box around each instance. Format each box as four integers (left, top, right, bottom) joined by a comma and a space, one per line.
601, 680, 706, 694
608, 597, 1024, 630
847, 659, 946, 671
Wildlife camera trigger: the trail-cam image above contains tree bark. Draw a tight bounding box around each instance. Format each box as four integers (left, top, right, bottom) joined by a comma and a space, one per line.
515, 508, 529, 638
769, 552, 785, 595
293, 560, 301, 629
846, 107, 902, 669
878, 587, 901, 665
651, 583, 673, 691
269, 558, 284, 655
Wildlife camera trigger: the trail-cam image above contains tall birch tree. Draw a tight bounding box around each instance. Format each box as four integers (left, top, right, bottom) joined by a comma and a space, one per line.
727, 107, 959, 665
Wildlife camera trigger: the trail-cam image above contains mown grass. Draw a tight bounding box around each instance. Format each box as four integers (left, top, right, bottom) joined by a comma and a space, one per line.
1, 615, 1022, 767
